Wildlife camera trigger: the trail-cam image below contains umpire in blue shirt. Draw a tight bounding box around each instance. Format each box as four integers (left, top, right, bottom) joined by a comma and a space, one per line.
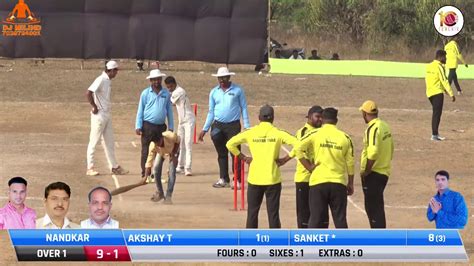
427, 170, 468, 229
136, 69, 174, 177
198, 67, 250, 188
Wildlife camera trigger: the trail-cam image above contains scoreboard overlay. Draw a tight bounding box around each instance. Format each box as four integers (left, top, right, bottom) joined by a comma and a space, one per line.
8, 229, 468, 262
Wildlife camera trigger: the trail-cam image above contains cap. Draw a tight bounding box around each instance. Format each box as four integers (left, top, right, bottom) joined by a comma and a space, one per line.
259, 104, 274, 118
306, 105, 323, 118
322, 107, 338, 120
106, 60, 119, 70
359, 100, 378, 114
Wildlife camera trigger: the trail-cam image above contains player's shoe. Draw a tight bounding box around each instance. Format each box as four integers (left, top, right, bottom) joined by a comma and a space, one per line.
111, 166, 129, 175
150, 192, 165, 202
146, 175, 155, 184
230, 182, 241, 190
86, 169, 99, 176
185, 169, 192, 176
164, 196, 173, 205
176, 167, 185, 174
457, 90, 463, 96
212, 178, 229, 188
431, 135, 446, 141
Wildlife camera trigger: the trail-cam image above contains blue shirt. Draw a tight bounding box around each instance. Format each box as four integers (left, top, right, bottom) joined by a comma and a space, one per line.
427, 189, 468, 229
135, 87, 174, 130
203, 83, 250, 131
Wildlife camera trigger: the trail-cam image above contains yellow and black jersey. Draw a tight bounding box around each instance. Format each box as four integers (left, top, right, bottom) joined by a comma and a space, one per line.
360, 118, 394, 177
295, 124, 354, 186
226, 122, 297, 185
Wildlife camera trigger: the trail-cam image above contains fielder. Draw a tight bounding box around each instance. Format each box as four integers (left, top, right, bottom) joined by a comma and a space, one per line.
359, 100, 394, 228
444, 36, 468, 95
295, 108, 354, 228
164, 76, 195, 176
425, 50, 455, 141
278, 106, 324, 228
86, 60, 128, 176
227, 105, 297, 228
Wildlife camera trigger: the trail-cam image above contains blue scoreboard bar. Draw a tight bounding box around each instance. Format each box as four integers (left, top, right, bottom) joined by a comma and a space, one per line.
8, 229, 468, 262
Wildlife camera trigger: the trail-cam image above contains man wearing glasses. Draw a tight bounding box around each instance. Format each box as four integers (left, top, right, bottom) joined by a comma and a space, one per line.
81, 186, 118, 229
36, 182, 80, 229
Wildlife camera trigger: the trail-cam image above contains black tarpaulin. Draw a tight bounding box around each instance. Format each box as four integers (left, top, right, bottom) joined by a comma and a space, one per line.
0, 0, 268, 64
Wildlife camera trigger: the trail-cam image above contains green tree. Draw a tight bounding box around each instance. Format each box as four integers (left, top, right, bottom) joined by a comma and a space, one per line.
270, 0, 474, 58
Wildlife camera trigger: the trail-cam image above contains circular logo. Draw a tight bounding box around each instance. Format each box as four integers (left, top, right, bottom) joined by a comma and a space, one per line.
434, 6, 464, 37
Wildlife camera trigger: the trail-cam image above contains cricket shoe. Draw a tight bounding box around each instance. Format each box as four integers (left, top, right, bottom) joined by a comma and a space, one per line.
212, 178, 229, 188
111, 166, 129, 175
86, 169, 99, 176
431, 135, 446, 141
230, 182, 241, 190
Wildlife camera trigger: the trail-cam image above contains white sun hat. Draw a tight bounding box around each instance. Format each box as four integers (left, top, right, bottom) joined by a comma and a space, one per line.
146, 69, 167, 79
212, 66, 235, 77
106, 60, 119, 70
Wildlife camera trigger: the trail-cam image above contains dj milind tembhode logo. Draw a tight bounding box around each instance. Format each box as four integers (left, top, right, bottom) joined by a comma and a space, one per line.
434, 5, 464, 37
2, 0, 41, 36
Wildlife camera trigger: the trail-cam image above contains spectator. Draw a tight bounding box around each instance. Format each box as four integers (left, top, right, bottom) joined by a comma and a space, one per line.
274, 50, 283, 59
289, 50, 303, 60
308, 50, 322, 60
136, 59, 145, 71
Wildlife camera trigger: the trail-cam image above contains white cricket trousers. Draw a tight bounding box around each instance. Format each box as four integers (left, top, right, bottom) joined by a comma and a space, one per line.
177, 120, 195, 170
86, 111, 118, 170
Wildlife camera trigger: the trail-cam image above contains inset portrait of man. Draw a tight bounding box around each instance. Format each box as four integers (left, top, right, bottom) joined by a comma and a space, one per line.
427, 170, 468, 229
37, 182, 79, 229
0, 177, 36, 229
81, 187, 119, 229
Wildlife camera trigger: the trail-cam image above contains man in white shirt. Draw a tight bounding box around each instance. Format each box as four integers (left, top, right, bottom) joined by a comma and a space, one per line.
37, 182, 80, 229
164, 76, 195, 176
86, 60, 128, 176
81, 187, 119, 229
289, 50, 303, 60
